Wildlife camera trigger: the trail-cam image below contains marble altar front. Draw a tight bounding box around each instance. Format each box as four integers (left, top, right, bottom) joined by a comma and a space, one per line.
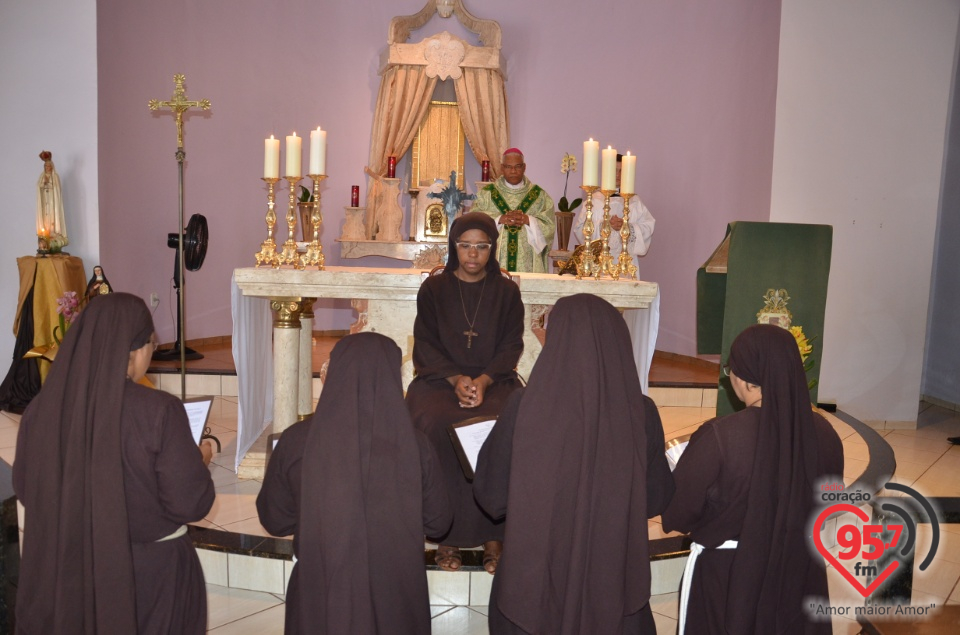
233, 265, 658, 476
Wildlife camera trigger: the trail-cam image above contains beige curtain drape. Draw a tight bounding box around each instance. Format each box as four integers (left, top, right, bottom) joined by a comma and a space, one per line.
365, 65, 438, 238
454, 67, 510, 181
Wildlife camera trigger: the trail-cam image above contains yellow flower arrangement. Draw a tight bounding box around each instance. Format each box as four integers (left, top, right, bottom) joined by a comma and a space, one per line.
790, 325, 813, 362
790, 325, 817, 389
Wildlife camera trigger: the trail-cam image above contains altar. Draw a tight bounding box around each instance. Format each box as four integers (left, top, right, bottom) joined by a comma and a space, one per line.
232, 265, 658, 476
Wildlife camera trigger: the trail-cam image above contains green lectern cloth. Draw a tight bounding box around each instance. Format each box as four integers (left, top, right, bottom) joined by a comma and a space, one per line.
697, 222, 832, 415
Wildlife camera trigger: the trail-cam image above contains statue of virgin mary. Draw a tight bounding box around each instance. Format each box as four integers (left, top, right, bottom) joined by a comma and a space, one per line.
37, 150, 68, 246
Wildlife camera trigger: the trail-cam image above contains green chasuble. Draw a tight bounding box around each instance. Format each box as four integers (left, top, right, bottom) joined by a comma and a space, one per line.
473, 176, 556, 272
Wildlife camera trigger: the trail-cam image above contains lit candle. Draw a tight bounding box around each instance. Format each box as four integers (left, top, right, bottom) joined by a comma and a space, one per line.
583, 139, 599, 187
601, 146, 618, 191
285, 132, 302, 177
309, 127, 327, 175
620, 152, 636, 194
263, 135, 280, 179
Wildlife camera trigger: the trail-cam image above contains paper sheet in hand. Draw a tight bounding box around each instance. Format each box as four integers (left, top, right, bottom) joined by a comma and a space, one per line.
665, 441, 689, 472
448, 417, 497, 480
182, 396, 214, 445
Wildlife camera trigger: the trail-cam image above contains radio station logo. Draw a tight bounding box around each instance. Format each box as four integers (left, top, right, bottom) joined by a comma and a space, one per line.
811, 481, 939, 599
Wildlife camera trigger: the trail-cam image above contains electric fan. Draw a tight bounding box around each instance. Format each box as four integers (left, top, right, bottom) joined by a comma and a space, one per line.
152, 213, 208, 361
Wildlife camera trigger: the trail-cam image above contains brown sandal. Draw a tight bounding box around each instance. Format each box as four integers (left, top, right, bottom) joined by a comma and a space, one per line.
483, 540, 502, 575
435, 545, 462, 572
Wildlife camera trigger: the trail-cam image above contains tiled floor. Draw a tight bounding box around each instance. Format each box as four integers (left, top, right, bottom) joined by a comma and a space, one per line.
3, 398, 960, 633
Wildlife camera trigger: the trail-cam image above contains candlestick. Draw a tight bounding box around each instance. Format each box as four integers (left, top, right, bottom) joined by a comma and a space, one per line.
351, 185, 360, 207
286, 133, 301, 178
583, 139, 599, 187
620, 152, 636, 194
596, 189, 619, 280
279, 175, 303, 267
601, 146, 617, 191
301, 174, 326, 269
576, 185, 599, 279
481, 160, 490, 182
255, 177, 281, 267
264, 135, 280, 179
617, 192, 638, 280
387, 156, 397, 178
309, 127, 327, 175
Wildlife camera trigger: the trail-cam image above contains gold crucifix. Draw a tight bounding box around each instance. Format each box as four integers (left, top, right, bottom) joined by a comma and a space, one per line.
148, 74, 211, 149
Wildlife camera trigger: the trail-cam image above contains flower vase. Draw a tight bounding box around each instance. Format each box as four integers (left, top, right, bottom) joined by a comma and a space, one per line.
298, 202, 317, 242
555, 211, 575, 251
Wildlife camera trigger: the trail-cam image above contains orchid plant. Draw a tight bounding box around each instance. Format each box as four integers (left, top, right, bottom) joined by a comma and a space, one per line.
53, 291, 81, 344
558, 153, 582, 213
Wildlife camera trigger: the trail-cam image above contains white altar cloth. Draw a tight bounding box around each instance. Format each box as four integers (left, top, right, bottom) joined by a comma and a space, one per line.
232, 265, 659, 476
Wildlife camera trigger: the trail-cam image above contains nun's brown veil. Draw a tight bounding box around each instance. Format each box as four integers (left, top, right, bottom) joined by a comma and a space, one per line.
726, 323, 820, 632
14, 292, 154, 633
497, 294, 651, 633
295, 332, 429, 633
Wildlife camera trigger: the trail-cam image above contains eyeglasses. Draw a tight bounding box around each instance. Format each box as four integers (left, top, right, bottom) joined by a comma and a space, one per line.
455, 242, 492, 252
501, 163, 525, 171
722, 364, 730, 377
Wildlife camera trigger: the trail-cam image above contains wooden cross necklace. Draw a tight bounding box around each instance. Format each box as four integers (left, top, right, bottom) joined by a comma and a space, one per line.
457, 273, 487, 349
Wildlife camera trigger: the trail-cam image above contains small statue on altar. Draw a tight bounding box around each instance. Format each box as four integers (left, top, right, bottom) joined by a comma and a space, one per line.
428, 170, 475, 227
37, 151, 69, 249
86, 265, 113, 301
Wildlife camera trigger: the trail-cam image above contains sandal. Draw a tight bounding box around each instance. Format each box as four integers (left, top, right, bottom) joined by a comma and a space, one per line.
434, 545, 462, 572
483, 540, 502, 575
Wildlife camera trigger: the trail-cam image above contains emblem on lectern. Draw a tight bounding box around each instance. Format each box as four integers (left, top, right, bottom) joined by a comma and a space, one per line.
756, 288, 793, 328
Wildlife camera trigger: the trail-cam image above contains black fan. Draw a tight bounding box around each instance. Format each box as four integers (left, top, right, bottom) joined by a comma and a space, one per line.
153, 213, 208, 361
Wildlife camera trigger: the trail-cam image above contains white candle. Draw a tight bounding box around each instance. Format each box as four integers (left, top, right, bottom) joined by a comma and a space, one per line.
583, 139, 599, 187
263, 135, 280, 179
309, 127, 327, 175
620, 152, 637, 194
601, 146, 618, 191
285, 132, 302, 177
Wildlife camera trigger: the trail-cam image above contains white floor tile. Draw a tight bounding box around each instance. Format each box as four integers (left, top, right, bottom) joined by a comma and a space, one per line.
208, 602, 285, 634
428, 606, 489, 635
205, 584, 283, 630
653, 610, 677, 635
648, 591, 679, 619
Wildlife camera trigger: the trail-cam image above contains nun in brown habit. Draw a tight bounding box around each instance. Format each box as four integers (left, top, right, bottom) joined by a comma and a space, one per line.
662, 324, 844, 634
13, 292, 215, 634
256, 332, 452, 634
473, 293, 675, 634
405, 211, 524, 572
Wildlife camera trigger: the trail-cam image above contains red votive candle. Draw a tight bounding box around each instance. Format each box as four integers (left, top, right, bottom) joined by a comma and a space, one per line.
387, 156, 397, 178
351, 185, 360, 207
481, 160, 490, 182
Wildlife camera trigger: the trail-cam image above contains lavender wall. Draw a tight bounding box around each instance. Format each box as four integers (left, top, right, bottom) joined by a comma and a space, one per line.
96, 0, 781, 353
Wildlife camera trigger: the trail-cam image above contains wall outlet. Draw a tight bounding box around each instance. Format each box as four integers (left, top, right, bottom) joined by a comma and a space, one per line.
150, 292, 160, 309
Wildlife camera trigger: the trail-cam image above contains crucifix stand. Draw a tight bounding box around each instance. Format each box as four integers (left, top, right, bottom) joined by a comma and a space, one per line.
147, 74, 211, 401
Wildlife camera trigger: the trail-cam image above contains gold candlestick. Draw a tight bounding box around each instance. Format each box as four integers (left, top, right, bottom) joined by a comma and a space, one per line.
596, 189, 618, 279
255, 177, 281, 267
279, 175, 302, 268
301, 174, 326, 269
617, 192, 638, 280
577, 185, 599, 279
